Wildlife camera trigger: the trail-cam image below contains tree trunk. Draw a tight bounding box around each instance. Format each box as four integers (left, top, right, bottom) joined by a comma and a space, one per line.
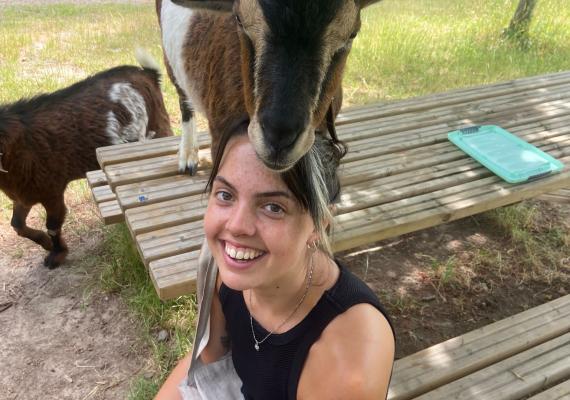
504, 0, 537, 40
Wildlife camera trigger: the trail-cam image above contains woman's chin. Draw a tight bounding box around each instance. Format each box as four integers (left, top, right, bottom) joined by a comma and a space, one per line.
216, 246, 266, 291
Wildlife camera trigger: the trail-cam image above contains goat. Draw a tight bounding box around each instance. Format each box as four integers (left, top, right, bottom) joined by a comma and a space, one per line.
0, 52, 173, 268
157, 0, 381, 174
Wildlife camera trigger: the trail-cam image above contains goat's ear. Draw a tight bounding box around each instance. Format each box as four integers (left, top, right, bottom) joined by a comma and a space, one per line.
171, 0, 234, 12
359, 0, 382, 9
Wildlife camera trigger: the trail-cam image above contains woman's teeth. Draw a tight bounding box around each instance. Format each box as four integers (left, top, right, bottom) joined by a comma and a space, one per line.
225, 243, 263, 261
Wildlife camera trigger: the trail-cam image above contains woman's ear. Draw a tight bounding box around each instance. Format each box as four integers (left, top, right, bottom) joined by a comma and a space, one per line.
306, 231, 320, 248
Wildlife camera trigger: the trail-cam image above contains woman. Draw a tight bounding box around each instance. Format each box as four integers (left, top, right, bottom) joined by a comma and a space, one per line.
156, 131, 395, 399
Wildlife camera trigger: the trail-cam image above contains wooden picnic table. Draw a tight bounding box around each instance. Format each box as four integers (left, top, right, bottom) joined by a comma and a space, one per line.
88, 70, 570, 300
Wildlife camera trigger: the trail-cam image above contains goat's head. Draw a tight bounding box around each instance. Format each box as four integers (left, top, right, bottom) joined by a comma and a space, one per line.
172, 0, 381, 170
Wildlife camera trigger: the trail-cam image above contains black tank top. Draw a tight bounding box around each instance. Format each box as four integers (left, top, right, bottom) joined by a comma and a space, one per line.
219, 260, 393, 400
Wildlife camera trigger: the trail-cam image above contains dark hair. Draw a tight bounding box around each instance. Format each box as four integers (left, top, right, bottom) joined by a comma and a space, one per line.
206, 130, 347, 254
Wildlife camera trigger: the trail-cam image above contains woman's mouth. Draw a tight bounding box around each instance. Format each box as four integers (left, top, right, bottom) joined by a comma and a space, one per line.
224, 241, 265, 262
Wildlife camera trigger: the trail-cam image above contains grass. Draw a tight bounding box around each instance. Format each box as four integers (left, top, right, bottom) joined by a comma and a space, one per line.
0, 0, 569, 398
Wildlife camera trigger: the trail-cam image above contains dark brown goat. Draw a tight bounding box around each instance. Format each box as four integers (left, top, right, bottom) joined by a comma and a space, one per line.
0, 55, 172, 268
157, 0, 381, 174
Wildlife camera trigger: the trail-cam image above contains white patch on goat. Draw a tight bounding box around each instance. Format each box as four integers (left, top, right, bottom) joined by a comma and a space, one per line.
106, 82, 149, 145
160, 1, 203, 112
161, 1, 203, 173
178, 119, 198, 173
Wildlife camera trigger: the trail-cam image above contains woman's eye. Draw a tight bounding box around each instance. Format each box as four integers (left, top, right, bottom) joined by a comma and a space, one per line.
215, 190, 233, 202
264, 203, 284, 215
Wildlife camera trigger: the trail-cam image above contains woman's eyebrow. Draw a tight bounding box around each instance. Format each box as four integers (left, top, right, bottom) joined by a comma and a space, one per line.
214, 176, 292, 200
255, 191, 293, 200
214, 176, 236, 191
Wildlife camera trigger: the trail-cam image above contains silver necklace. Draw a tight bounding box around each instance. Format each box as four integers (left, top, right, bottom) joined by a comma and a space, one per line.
249, 253, 316, 351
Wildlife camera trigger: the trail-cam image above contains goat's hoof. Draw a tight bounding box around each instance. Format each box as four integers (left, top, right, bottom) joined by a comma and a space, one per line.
178, 160, 198, 176
177, 150, 199, 176
187, 163, 198, 176
43, 250, 68, 269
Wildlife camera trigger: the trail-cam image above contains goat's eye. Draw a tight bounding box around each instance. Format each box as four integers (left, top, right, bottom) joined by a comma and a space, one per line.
349, 31, 358, 40
234, 14, 243, 28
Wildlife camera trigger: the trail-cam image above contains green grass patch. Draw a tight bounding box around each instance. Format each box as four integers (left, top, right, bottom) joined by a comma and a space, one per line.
345, 0, 570, 104
484, 202, 569, 281
98, 223, 196, 399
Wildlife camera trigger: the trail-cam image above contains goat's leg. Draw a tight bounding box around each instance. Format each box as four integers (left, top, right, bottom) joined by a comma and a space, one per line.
11, 202, 53, 251
42, 196, 68, 269
175, 85, 199, 175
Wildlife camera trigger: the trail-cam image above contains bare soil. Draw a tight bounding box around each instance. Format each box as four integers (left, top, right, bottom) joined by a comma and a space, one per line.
340, 199, 570, 358
0, 198, 151, 400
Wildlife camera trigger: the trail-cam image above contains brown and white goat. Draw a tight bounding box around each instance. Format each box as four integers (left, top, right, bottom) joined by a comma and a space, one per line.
0, 53, 172, 268
157, 0, 381, 174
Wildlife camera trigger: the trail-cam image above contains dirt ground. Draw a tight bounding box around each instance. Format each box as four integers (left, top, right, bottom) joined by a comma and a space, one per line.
339, 200, 570, 358
0, 198, 151, 400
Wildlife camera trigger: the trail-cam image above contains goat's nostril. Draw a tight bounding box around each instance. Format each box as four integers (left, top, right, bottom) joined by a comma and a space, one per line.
260, 112, 306, 153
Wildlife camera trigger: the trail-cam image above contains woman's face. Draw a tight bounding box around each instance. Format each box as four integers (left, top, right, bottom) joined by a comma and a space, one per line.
204, 135, 316, 291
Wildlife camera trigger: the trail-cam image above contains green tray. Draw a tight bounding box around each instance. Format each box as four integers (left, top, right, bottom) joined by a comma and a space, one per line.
448, 125, 564, 184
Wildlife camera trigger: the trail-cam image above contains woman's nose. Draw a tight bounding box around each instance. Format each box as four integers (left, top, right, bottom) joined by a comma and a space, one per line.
226, 204, 256, 237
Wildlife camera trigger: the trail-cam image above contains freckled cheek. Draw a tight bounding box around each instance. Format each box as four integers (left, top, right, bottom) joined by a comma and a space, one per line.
203, 202, 223, 242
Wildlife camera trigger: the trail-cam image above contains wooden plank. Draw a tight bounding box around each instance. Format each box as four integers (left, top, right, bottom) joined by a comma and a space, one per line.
338, 84, 570, 142
86, 170, 108, 188
343, 107, 570, 163
388, 295, 570, 400
539, 189, 570, 204
341, 94, 570, 146
135, 220, 205, 265
413, 332, 570, 400
527, 379, 570, 400
104, 149, 211, 189
336, 71, 570, 125
333, 162, 570, 252
91, 185, 116, 204
337, 71, 570, 123
148, 250, 201, 300
97, 199, 123, 225
125, 194, 206, 235
96, 132, 212, 168
340, 122, 570, 186
116, 173, 209, 210
338, 128, 570, 213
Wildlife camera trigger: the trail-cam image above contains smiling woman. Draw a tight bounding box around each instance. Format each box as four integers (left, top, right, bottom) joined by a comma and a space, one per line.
155, 130, 395, 400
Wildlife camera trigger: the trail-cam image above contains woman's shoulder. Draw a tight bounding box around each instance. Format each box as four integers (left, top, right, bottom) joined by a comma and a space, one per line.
296, 260, 395, 399
298, 302, 395, 399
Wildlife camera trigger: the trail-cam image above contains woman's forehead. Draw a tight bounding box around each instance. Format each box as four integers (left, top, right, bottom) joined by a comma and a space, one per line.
219, 135, 291, 193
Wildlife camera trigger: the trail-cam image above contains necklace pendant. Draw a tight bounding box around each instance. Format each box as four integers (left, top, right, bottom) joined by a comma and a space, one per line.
254, 343, 260, 351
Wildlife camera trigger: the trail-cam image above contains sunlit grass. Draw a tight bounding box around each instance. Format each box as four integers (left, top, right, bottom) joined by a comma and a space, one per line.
0, 4, 181, 132
344, 0, 570, 105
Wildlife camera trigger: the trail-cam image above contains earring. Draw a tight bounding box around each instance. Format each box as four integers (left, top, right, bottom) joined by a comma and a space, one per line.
307, 240, 319, 252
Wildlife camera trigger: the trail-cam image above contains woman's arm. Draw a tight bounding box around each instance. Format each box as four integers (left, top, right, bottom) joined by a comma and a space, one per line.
298, 304, 395, 400
154, 352, 192, 400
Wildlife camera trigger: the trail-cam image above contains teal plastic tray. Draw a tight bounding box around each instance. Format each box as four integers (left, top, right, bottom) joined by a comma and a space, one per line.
448, 125, 564, 184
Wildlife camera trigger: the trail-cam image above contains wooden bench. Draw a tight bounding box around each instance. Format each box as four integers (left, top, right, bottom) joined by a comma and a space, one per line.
388, 293, 570, 400
88, 70, 570, 300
